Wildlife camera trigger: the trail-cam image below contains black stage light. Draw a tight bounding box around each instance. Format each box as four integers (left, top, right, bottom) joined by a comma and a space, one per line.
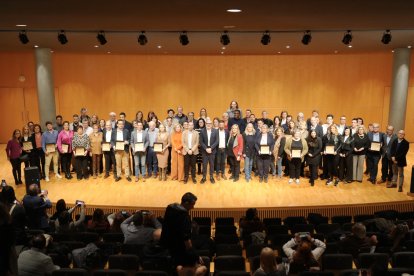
58, 30, 68, 45
342, 30, 353, 45
261, 31, 271, 45
302, 30, 312, 45
179, 31, 189, 46
19, 30, 29, 44
97, 31, 107, 45
381, 30, 392, 44
220, 31, 230, 45
138, 31, 148, 45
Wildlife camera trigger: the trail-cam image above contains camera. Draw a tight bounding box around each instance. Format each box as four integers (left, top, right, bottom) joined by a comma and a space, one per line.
1, 179, 7, 187
298, 232, 310, 240
141, 210, 150, 216
75, 200, 85, 205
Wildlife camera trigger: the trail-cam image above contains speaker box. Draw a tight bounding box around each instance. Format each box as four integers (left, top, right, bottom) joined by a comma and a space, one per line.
24, 166, 41, 193
408, 165, 414, 196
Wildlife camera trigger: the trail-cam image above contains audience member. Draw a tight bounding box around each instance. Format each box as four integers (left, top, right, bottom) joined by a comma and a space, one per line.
55, 201, 85, 233
253, 247, 284, 276
338, 223, 377, 263
87, 208, 110, 232
22, 184, 51, 231
121, 210, 162, 244
0, 202, 18, 276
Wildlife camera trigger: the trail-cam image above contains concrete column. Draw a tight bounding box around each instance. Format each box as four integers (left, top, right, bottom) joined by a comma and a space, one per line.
388, 48, 411, 131
35, 48, 56, 126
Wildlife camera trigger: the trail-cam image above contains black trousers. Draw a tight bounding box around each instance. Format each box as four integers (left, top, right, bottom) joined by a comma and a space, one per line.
338, 154, 353, 181
309, 163, 319, 181
104, 150, 116, 175
367, 152, 381, 181
228, 155, 240, 179
75, 156, 89, 178
257, 154, 271, 179
202, 152, 216, 177
60, 153, 72, 175
32, 148, 45, 178
381, 156, 393, 181
184, 154, 197, 179
325, 154, 340, 179
289, 158, 302, 179
215, 148, 226, 174
322, 155, 329, 178
10, 158, 22, 182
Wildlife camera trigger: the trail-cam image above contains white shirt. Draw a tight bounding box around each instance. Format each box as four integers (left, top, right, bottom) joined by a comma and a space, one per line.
136, 131, 143, 143
188, 131, 193, 149
260, 133, 268, 145
105, 130, 112, 142
207, 129, 211, 147
373, 132, 380, 142
116, 130, 124, 141
84, 127, 93, 136
386, 135, 391, 145
219, 130, 226, 148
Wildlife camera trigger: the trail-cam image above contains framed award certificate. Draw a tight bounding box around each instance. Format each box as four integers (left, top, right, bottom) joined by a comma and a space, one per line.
260, 145, 270, 155
102, 142, 110, 152
154, 143, 163, 153
61, 144, 69, 153
115, 141, 125, 151
292, 149, 301, 158
135, 142, 144, 152
325, 145, 335, 155
370, 142, 381, 152
23, 141, 33, 151
46, 143, 56, 153
75, 147, 85, 156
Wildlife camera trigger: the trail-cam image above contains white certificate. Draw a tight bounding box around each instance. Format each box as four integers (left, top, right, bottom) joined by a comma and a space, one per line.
154, 143, 163, 153
135, 142, 144, 152
46, 143, 56, 153
325, 145, 335, 155
115, 141, 125, 151
75, 147, 85, 156
370, 142, 381, 152
61, 144, 69, 153
23, 141, 33, 151
292, 149, 301, 158
102, 142, 111, 152
260, 145, 270, 155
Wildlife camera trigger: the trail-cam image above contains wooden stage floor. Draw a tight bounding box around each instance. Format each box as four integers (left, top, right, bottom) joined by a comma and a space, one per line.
4, 145, 414, 210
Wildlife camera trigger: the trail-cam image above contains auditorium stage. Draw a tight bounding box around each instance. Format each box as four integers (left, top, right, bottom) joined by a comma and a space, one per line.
4, 145, 414, 219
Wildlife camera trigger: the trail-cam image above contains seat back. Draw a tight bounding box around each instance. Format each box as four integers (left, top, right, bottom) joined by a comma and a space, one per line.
322, 254, 353, 270
108, 254, 140, 270
214, 256, 245, 273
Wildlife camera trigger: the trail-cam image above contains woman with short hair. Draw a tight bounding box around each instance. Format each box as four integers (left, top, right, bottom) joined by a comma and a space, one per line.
284, 130, 308, 184
72, 125, 90, 180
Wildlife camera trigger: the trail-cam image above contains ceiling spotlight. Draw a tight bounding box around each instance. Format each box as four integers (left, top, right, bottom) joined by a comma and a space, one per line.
18, 30, 29, 44
179, 31, 189, 46
220, 31, 230, 46
57, 30, 68, 45
342, 30, 353, 45
138, 31, 148, 45
261, 31, 271, 45
96, 31, 107, 45
381, 30, 392, 44
302, 30, 312, 45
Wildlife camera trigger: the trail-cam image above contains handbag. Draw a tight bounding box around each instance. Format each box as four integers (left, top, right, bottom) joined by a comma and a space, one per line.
19, 153, 29, 162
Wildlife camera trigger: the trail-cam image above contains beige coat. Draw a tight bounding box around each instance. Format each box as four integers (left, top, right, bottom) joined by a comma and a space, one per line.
182, 130, 199, 155
89, 132, 103, 155
284, 137, 308, 162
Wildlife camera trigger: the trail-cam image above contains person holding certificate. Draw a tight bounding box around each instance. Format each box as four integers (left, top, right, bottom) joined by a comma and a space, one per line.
155, 124, 170, 181
6, 129, 23, 185
102, 120, 116, 179
199, 118, 219, 184
31, 124, 46, 179
352, 126, 370, 183
89, 124, 103, 179
338, 128, 354, 183
57, 121, 74, 179
111, 120, 132, 182
170, 124, 185, 182
131, 122, 149, 182
255, 124, 275, 183
306, 130, 322, 186
227, 124, 244, 182
182, 121, 199, 184
366, 123, 384, 184
20, 125, 35, 168
41, 121, 62, 182
322, 125, 341, 186
72, 125, 90, 180
284, 130, 308, 184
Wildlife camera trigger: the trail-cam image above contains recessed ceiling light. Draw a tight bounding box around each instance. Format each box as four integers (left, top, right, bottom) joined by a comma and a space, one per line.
347, 45, 353, 48
408, 45, 412, 49
285, 45, 290, 49
226, 9, 242, 13
222, 46, 226, 50
334, 50, 338, 54
16, 24, 27, 27
50, 50, 54, 53
34, 45, 39, 48
277, 51, 282, 54
223, 25, 236, 29
94, 45, 99, 48
157, 45, 162, 49
107, 51, 111, 54
392, 50, 395, 53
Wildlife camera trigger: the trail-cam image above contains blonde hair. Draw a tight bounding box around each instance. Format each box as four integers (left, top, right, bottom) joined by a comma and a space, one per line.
244, 123, 256, 135
231, 124, 240, 136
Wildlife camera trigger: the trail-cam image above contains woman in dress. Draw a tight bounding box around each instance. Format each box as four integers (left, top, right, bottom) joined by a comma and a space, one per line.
352, 126, 370, 182
72, 125, 90, 180
89, 124, 103, 179
170, 124, 184, 181
156, 124, 171, 181
6, 129, 23, 184
57, 121, 74, 179
227, 124, 244, 182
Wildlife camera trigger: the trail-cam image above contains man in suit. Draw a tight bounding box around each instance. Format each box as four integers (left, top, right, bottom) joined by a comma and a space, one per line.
22, 184, 51, 231
119, 112, 133, 132
379, 125, 397, 184
308, 116, 324, 138
111, 120, 132, 182
337, 116, 348, 136
103, 120, 116, 178
389, 130, 410, 192
366, 123, 384, 184
255, 124, 275, 183
182, 121, 199, 184
131, 121, 149, 182
215, 120, 229, 180
18, 234, 60, 276
200, 117, 219, 184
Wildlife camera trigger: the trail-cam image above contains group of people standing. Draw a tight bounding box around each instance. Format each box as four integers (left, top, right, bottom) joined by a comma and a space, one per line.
5, 102, 410, 191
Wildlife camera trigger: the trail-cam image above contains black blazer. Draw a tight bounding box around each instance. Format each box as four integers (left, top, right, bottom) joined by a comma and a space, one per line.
390, 138, 410, 167
382, 133, 397, 158
242, 133, 256, 158
110, 128, 131, 152
199, 128, 219, 154
339, 135, 354, 156
254, 132, 275, 154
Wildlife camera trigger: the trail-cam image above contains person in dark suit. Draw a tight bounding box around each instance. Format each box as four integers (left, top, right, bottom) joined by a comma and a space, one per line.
307, 116, 323, 139
215, 120, 229, 180
389, 130, 410, 192
199, 118, 219, 184
22, 184, 51, 231
102, 120, 117, 178
255, 124, 275, 183
366, 123, 384, 184
111, 120, 131, 182
338, 128, 354, 183
379, 125, 397, 184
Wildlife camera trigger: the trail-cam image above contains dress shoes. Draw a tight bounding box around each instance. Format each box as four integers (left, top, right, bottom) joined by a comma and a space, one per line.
398, 186, 403, 192
184, 178, 188, 184
210, 177, 215, 184
200, 178, 206, 184
115, 177, 121, 182
192, 178, 197, 184
221, 174, 227, 180
126, 177, 132, 182
104, 174, 110, 179
387, 183, 397, 188
378, 179, 387, 184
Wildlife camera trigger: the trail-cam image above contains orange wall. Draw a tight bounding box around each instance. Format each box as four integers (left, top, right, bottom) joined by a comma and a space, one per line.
0, 51, 413, 142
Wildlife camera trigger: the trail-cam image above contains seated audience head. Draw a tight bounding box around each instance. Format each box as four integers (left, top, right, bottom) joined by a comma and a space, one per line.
28, 184, 40, 196
0, 185, 16, 205
260, 247, 277, 273
245, 208, 258, 220
132, 211, 144, 226
31, 234, 47, 250
92, 208, 105, 223
181, 192, 197, 211
55, 199, 67, 213
352, 223, 367, 239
